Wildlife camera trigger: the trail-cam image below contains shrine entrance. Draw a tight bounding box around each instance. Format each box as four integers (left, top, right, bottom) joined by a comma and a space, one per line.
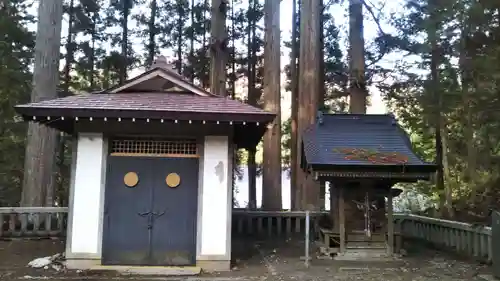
323, 180, 401, 259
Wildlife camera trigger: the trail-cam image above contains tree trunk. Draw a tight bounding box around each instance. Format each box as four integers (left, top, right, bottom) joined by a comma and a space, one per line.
441, 123, 454, 218
120, 0, 130, 84
348, 0, 366, 113
176, 0, 184, 73
262, 0, 282, 210
210, 0, 227, 96
55, 0, 76, 206
21, 0, 63, 207
190, 0, 195, 81
89, 11, 97, 89
230, 0, 236, 99
247, 0, 257, 209
147, 0, 157, 67
297, 0, 321, 210
290, 0, 299, 210
428, 0, 445, 217
201, 0, 209, 88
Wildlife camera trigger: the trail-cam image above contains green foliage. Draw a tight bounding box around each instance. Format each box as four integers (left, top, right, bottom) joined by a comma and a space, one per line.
0, 0, 34, 206
378, 0, 500, 217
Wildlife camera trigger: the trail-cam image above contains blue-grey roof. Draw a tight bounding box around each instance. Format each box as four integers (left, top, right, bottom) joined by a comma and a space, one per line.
301, 114, 435, 168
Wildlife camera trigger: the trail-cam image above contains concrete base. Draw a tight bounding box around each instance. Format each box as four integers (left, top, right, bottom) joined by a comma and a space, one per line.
66, 258, 226, 274
196, 260, 231, 272
90, 265, 201, 276
66, 258, 101, 270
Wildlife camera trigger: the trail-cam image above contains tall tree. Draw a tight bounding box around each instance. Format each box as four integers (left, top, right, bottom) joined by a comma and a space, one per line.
296, 0, 321, 210
247, 0, 258, 209
289, 0, 299, 210
0, 0, 34, 206
261, 0, 281, 210
210, 0, 227, 96
348, 0, 366, 113
21, 0, 64, 206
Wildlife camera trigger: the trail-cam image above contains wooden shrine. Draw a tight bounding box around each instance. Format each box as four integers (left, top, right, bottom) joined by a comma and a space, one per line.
301, 113, 436, 259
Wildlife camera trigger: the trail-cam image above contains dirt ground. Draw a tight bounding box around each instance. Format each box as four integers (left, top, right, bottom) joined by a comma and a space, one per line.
0, 238, 492, 281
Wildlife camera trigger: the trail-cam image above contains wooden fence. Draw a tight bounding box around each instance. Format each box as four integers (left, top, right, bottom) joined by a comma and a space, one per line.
0, 207, 68, 238
0, 207, 493, 264
394, 213, 492, 263
232, 209, 327, 238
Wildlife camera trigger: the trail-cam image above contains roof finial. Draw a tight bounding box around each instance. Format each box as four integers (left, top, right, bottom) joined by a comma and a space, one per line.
150, 56, 176, 72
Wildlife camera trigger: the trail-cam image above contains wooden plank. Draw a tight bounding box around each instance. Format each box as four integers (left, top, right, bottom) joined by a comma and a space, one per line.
339, 187, 346, 254
0, 213, 3, 237
286, 217, 292, 236
267, 217, 273, 237
0, 207, 68, 214
387, 190, 394, 255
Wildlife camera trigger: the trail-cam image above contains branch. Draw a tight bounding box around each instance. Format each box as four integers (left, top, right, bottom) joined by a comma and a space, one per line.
362, 0, 389, 67
362, 0, 386, 37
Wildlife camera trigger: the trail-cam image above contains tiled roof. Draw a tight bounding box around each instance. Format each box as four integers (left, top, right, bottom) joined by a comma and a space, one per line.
15, 92, 274, 122
302, 114, 435, 168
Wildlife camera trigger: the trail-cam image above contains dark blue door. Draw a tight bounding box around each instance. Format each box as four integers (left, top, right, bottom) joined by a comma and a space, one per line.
102, 156, 198, 266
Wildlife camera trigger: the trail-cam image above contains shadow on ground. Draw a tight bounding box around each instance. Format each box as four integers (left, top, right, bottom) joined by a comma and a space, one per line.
0, 237, 492, 281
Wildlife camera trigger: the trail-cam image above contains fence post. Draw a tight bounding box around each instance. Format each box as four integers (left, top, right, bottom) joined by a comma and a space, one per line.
305, 210, 310, 268
493, 211, 500, 278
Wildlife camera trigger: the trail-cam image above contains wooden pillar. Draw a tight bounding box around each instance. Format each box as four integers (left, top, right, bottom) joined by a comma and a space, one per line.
339, 186, 346, 254
386, 190, 394, 255
319, 181, 326, 210
330, 184, 339, 232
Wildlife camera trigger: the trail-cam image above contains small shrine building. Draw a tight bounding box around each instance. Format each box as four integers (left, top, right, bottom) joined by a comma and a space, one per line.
301, 113, 436, 259
14, 57, 275, 272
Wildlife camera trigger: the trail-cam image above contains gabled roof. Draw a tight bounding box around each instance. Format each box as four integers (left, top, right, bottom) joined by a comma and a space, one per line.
107, 56, 215, 96
301, 114, 436, 174
14, 56, 274, 123
13, 56, 275, 149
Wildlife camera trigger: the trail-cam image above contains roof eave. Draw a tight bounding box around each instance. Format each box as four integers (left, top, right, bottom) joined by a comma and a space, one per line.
309, 162, 437, 173
15, 106, 276, 124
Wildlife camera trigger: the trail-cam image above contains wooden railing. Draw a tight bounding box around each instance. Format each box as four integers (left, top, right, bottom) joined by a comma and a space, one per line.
0, 207, 493, 264
0, 207, 68, 238
394, 213, 492, 263
232, 209, 328, 238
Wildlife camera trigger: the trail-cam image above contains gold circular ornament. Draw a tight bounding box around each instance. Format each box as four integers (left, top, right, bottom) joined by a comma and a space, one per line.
166, 173, 181, 188
124, 172, 139, 187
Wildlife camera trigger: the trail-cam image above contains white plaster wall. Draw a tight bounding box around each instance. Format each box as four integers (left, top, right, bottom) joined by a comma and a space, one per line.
199, 136, 230, 256
69, 133, 107, 255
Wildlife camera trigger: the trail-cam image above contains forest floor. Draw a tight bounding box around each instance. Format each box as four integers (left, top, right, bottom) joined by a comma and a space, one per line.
0, 238, 492, 281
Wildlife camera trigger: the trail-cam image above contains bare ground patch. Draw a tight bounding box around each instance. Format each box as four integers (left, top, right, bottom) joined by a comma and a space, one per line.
0, 238, 492, 281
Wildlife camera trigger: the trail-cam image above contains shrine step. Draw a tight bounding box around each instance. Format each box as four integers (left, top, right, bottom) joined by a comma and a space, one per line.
334, 249, 399, 262
347, 242, 386, 248
347, 235, 385, 242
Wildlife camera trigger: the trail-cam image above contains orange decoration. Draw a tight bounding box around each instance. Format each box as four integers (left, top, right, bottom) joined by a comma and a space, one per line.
333, 147, 409, 164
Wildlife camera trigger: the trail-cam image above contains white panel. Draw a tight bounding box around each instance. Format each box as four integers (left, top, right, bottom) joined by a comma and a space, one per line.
70, 133, 106, 254
200, 136, 229, 256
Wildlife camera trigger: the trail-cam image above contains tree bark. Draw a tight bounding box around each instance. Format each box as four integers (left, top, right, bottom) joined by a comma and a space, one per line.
247, 0, 258, 209
146, 0, 158, 67
441, 123, 454, 218
297, 0, 321, 210
119, 0, 130, 84
210, 0, 227, 96
428, 0, 445, 217
348, 0, 366, 113
262, 0, 282, 210
290, 0, 299, 210
176, 0, 184, 74
21, 0, 63, 207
